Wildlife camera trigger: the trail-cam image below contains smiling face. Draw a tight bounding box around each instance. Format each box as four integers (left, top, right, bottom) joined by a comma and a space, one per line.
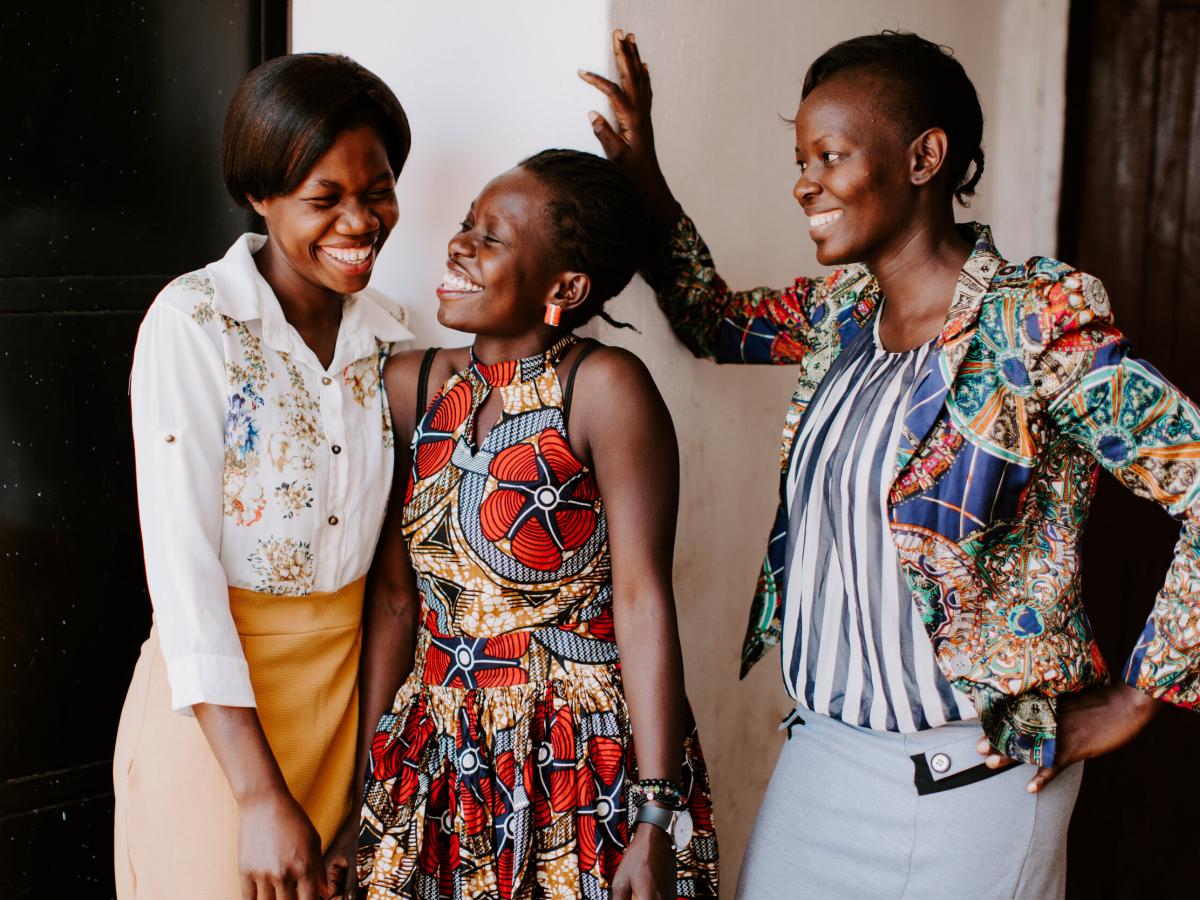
250, 124, 398, 300
792, 71, 919, 267
437, 167, 576, 338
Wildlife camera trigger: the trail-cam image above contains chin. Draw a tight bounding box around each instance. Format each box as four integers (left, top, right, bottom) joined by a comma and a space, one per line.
813, 240, 861, 267
338, 275, 373, 295
435, 303, 476, 335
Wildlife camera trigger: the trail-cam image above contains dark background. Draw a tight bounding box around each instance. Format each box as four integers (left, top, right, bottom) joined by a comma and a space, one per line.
1060, 0, 1200, 896
1, 0, 1197, 896
0, 2, 285, 896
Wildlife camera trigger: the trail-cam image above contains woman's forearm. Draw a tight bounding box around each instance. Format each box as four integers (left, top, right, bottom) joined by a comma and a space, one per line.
351, 585, 419, 804
193, 703, 290, 805
613, 588, 686, 786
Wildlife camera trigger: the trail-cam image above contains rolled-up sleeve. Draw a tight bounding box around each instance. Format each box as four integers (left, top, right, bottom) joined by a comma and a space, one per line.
130, 300, 255, 714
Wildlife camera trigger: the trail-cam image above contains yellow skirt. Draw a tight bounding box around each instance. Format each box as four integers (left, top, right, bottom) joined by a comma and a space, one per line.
113, 578, 364, 899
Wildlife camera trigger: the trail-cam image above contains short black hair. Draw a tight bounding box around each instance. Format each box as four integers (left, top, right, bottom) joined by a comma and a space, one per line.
802, 31, 984, 205
518, 149, 649, 329
223, 53, 411, 208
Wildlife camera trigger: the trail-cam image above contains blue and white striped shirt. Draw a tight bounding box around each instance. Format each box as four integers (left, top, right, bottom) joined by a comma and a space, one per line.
782, 309, 976, 732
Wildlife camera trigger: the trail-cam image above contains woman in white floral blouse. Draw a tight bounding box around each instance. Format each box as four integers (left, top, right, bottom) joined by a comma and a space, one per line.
112, 53, 413, 900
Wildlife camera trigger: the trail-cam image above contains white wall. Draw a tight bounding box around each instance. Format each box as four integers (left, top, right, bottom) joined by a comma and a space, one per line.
293, 2, 1068, 895
292, 0, 613, 344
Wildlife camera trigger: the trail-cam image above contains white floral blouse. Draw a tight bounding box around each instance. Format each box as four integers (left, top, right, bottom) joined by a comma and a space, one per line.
130, 233, 413, 713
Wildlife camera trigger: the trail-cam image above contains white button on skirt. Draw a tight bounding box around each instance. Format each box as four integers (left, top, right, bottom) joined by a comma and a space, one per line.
736, 710, 1083, 899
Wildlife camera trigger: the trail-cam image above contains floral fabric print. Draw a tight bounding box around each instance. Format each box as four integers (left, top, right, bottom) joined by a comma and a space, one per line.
358, 337, 720, 899
644, 214, 1200, 766
129, 233, 412, 711
248, 537, 316, 595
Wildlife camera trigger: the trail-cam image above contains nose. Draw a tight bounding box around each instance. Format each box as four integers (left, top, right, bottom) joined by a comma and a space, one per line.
793, 170, 820, 207
336, 198, 380, 236
447, 229, 474, 260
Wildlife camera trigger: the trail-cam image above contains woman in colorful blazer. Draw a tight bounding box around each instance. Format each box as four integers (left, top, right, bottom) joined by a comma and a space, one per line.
581, 29, 1199, 899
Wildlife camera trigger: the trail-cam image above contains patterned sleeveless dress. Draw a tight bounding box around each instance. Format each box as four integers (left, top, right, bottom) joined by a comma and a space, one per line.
358, 335, 719, 899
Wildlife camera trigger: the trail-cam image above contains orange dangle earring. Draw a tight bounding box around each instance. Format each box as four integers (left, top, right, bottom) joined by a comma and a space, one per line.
543, 304, 563, 327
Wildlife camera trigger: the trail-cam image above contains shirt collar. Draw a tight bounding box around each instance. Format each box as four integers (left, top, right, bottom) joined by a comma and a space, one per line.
205, 233, 413, 371
939, 222, 1006, 344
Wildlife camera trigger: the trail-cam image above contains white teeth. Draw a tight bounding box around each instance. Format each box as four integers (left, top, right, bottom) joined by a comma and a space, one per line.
809, 210, 843, 229
439, 270, 483, 292
322, 246, 373, 264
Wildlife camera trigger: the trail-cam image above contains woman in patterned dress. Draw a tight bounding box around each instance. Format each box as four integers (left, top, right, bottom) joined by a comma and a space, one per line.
578, 28, 1200, 899
341, 150, 719, 899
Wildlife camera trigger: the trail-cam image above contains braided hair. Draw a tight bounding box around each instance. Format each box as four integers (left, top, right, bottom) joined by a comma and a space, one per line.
518, 149, 649, 329
802, 32, 985, 206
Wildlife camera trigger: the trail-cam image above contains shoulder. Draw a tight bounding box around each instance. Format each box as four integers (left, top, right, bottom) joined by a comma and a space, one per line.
382, 347, 432, 394
148, 268, 219, 323
383, 346, 468, 428
992, 256, 1115, 347
383, 346, 469, 386
136, 269, 228, 356
569, 343, 671, 436
571, 343, 657, 395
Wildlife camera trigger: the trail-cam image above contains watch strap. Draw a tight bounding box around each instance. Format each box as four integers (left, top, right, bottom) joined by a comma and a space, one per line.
634, 803, 676, 837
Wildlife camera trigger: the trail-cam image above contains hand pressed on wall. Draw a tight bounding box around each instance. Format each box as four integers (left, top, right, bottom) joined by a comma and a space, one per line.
976, 680, 1162, 792
578, 29, 681, 227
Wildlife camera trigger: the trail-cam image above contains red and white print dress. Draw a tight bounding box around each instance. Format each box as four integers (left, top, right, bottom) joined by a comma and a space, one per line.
357, 335, 719, 899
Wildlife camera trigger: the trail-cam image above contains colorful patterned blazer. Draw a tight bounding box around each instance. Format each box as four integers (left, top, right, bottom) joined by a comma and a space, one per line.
644, 214, 1200, 766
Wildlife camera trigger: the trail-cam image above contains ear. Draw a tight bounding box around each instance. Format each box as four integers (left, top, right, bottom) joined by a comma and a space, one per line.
908, 127, 950, 188
547, 272, 591, 313
247, 195, 269, 217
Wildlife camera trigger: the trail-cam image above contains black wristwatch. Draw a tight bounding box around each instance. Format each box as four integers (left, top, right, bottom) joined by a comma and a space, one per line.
634, 803, 694, 850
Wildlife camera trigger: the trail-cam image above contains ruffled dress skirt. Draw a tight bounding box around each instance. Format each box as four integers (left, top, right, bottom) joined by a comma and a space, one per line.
356, 651, 718, 899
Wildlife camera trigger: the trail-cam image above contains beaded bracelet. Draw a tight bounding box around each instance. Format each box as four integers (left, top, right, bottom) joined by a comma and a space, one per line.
631, 778, 686, 810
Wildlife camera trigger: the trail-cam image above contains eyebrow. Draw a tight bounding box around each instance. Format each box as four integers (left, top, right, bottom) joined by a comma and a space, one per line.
796, 133, 838, 151
305, 171, 394, 190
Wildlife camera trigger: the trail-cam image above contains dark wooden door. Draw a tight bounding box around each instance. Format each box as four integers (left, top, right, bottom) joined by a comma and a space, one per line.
0, 3, 284, 896
1060, 1, 1200, 896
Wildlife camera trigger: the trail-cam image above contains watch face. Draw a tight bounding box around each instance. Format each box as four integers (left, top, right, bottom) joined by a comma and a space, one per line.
673, 809, 694, 850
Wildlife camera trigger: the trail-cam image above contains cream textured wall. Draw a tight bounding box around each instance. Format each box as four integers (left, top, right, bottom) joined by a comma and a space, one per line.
292, 2, 1068, 895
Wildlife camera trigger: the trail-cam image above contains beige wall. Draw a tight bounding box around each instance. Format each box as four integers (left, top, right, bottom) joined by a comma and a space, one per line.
600, 1, 1068, 893
293, 1, 1068, 894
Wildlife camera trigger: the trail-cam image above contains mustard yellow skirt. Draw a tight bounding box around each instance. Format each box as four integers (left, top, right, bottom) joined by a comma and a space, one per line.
113, 578, 364, 899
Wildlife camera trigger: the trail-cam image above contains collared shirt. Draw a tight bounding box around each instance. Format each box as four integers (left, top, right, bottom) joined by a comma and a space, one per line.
783, 310, 976, 732
130, 233, 413, 713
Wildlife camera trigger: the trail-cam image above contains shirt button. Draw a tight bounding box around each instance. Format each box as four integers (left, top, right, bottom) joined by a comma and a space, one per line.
322, 376, 332, 386
331, 444, 342, 454
930, 752, 951, 774
949, 653, 973, 677
328, 515, 339, 526
164, 433, 176, 444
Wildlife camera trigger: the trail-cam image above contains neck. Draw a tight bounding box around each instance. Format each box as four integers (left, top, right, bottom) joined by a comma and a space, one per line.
868, 207, 972, 321
471, 326, 565, 365
254, 238, 344, 337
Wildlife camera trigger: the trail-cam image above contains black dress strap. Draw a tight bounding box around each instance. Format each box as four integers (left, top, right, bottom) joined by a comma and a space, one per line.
562, 339, 602, 426
415, 347, 440, 423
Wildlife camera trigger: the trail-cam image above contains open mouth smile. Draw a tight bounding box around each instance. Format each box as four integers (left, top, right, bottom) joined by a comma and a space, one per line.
437, 268, 484, 298
807, 209, 843, 234
319, 243, 376, 276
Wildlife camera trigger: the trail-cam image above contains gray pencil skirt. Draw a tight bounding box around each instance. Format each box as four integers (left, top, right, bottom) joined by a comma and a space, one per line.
736, 710, 1083, 899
